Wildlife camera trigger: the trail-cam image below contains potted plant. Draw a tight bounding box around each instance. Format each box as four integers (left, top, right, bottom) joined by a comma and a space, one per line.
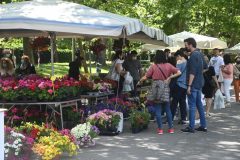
71, 122, 99, 147
4, 127, 35, 160
129, 109, 151, 134
62, 107, 84, 129
87, 109, 122, 135
16, 122, 78, 160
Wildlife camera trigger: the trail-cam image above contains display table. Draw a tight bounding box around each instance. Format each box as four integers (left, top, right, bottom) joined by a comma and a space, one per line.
0, 99, 81, 129
81, 92, 114, 105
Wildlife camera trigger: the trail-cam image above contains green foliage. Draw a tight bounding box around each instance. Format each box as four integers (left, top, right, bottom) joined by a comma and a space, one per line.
129, 109, 151, 129
0, 38, 23, 49
2, 0, 240, 48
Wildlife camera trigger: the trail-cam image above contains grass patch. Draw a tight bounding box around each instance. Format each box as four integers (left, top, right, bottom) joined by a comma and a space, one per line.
36, 62, 110, 77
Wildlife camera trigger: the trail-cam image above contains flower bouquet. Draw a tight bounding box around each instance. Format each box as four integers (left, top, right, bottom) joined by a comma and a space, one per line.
71, 122, 99, 147
87, 109, 122, 135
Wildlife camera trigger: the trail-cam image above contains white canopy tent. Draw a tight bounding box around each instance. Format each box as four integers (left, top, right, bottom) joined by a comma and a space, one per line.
169, 31, 227, 49
225, 43, 240, 54
0, 0, 171, 45
141, 44, 179, 52
141, 31, 227, 53
0, 0, 172, 75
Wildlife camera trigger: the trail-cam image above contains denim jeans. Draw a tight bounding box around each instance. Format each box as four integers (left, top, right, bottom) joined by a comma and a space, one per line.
223, 79, 233, 102
154, 102, 173, 129
171, 85, 187, 121
187, 88, 207, 129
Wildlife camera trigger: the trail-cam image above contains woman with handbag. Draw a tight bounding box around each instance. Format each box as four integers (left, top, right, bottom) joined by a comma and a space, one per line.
138, 50, 181, 134
202, 56, 219, 117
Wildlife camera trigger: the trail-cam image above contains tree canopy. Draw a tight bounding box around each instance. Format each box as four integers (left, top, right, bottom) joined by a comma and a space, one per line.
1, 0, 240, 47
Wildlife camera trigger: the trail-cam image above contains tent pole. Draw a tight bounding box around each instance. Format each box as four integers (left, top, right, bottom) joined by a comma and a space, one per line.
49, 32, 56, 76
72, 38, 76, 61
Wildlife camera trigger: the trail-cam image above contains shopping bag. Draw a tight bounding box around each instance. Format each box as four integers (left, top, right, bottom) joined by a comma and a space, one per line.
214, 89, 225, 110
218, 70, 224, 83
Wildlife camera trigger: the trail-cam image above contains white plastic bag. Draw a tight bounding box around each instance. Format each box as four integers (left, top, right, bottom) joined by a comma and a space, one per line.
117, 112, 123, 133
124, 72, 133, 84
201, 93, 206, 106
218, 70, 224, 83
214, 89, 225, 110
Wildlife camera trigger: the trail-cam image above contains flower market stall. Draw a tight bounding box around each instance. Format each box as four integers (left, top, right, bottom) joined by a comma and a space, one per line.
0, 0, 172, 75
0, 1, 172, 158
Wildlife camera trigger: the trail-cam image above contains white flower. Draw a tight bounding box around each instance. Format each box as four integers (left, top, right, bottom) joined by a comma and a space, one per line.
4, 149, 9, 153
71, 122, 92, 139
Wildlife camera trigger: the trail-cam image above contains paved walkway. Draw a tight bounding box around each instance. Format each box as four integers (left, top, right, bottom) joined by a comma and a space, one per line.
70, 101, 240, 160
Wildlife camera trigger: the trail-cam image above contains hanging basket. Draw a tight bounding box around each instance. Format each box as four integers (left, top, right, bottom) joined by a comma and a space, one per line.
38, 46, 49, 51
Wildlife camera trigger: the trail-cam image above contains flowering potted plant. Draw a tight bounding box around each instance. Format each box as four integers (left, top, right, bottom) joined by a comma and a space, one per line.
87, 109, 122, 135
92, 82, 112, 93
0, 75, 86, 102
71, 122, 99, 147
4, 127, 34, 160
90, 39, 106, 55
16, 122, 78, 160
32, 37, 50, 51
129, 105, 151, 134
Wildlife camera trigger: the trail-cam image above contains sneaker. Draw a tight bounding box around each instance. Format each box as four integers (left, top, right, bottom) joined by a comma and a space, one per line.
225, 102, 231, 107
157, 129, 163, 135
168, 128, 174, 134
195, 126, 207, 132
195, 119, 200, 124
181, 127, 195, 133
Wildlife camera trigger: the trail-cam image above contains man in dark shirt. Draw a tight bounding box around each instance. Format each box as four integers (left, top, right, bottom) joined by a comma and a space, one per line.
122, 50, 142, 96
181, 38, 207, 133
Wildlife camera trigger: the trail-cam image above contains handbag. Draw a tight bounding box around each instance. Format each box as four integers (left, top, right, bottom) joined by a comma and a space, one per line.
147, 64, 170, 103
203, 71, 217, 88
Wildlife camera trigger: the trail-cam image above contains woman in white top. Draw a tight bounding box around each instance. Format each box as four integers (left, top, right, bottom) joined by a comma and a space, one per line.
108, 50, 126, 94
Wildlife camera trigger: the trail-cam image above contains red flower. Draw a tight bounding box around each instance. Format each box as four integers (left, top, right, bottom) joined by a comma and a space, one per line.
30, 128, 39, 139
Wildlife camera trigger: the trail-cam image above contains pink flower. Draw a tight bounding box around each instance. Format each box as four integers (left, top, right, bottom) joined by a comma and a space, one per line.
25, 137, 34, 145
38, 82, 46, 90
48, 89, 53, 95
12, 115, 22, 120
13, 86, 19, 90
12, 107, 18, 114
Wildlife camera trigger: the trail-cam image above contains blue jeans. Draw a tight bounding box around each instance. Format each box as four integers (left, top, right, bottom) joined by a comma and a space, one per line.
188, 88, 207, 129
154, 102, 173, 129
171, 85, 187, 121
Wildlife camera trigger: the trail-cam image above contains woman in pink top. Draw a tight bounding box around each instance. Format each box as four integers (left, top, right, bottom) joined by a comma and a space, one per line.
139, 50, 181, 135
221, 54, 233, 105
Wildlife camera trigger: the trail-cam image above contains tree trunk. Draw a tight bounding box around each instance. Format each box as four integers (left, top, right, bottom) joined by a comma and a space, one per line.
23, 37, 34, 64
77, 38, 89, 73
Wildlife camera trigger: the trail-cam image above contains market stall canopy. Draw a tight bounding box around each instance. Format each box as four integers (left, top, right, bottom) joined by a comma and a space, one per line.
0, 0, 171, 46
169, 31, 227, 49
141, 44, 179, 52
225, 43, 240, 53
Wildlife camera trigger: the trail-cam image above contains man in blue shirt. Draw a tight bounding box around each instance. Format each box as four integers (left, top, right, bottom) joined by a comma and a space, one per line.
181, 38, 207, 133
